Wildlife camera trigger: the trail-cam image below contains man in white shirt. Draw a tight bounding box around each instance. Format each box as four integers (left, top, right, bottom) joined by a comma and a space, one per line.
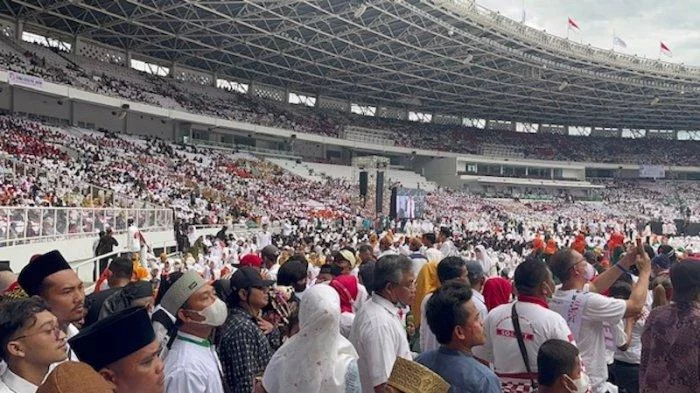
407, 237, 428, 278
161, 271, 228, 393
69, 307, 164, 393
465, 262, 488, 321
260, 245, 280, 282
126, 219, 142, 254
477, 258, 575, 393
420, 256, 468, 353
609, 281, 648, 393
549, 247, 651, 393
438, 227, 458, 257
350, 254, 415, 393
0, 297, 68, 393
256, 223, 272, 250
17, 250, 84, 361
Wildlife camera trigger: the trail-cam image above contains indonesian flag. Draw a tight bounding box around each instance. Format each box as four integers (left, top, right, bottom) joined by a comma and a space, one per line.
568, 17, 580, 30
660, 41, 672, 57
613, 36, 627, 48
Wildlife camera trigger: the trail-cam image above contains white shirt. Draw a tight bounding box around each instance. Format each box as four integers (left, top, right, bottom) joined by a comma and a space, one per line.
551, 288, 627, 392
164, 332, 225, 393
256, 231, 272, 249
0, 368, 37, 393
266, 263, 280, 282
471, 290, 488, 321
127, 225, 141, 252
339, 312, 355, 339
614, 306, 648, 365
477, 301, 575, 382
350, 294, 411, 393
419, 292, 438, 353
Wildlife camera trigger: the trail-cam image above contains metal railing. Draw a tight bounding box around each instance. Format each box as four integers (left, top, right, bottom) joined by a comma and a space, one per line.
0, 206, 174, 247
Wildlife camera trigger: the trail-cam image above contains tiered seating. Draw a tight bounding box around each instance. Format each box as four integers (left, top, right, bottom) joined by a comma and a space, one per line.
0, 40, 698, 166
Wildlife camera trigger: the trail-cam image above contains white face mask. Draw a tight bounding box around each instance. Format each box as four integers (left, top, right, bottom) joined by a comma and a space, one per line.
191, 298, 228, 327
564, 372, 590, 393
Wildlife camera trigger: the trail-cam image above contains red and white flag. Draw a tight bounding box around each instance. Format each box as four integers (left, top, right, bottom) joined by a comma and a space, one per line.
660, 41, 672, 57
568, 17, 580, 30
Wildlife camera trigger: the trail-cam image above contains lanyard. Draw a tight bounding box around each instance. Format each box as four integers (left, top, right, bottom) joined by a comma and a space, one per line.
176, 334, 211, 348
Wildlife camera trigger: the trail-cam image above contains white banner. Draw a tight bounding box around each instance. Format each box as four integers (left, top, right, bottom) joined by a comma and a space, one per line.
8, 71, 44, 89
639, 165, 665, 179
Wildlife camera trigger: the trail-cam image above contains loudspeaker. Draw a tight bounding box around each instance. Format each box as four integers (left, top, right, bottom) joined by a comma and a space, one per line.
359, 171, 368, 197
376, 171, 384, 213
389, 187, 398, 219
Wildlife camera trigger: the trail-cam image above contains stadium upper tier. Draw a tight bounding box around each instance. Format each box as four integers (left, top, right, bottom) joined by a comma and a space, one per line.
1, 114, 698, 232
0, 38, 698, 166
1, 0, 699, 131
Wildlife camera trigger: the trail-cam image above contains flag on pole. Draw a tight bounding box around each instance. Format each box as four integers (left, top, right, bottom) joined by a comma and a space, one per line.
613, 36, 627, 48
660, 41, 672, 57
567, 17, 580, 30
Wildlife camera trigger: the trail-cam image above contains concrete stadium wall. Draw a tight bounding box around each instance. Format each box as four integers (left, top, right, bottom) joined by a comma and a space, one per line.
73, 101, 123, 131
420, 157, 460, 187
127, 112, 173, 139
14, 88, 70, 120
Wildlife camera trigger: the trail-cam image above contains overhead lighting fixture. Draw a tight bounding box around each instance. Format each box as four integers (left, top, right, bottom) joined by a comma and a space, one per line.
558, 80, 569, 91
463, 54, 473, 64
354, 4, 367, 19
448, 29, 454, 36
650, 96, 660, 106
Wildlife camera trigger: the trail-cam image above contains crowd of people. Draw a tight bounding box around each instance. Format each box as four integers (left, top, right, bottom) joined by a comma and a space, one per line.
0, 37, 698, 393
1, 40, 699, 165
0, 221, 698, 393
2, 114, 698, 250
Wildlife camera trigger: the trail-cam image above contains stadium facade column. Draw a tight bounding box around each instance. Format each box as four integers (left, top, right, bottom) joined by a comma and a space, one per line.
211, 72, 218, 87
69, 100, 75, 126
14, 20, 22, 42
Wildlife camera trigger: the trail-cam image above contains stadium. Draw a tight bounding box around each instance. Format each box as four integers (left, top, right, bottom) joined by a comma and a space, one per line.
0, 1, 698, 392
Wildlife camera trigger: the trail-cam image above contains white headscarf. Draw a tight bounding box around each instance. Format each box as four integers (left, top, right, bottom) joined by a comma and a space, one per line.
475, 245, 496, 277
262, 284, 358, 393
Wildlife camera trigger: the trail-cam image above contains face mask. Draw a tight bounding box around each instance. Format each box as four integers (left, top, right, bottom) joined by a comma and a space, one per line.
190, 298, 228, 327
564, 372, 590, 393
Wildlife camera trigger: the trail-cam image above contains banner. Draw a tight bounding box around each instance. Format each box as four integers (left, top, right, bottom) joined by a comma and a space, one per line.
8, 71, 44, 89
639, 165, 665, 179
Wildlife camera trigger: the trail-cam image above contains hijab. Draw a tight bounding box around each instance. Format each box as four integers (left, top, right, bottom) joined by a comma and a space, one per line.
329, 275, 359, 314
475, 245, 496, 277
413, 262, 440, 327
483, 277, 513, 311
262, 285, 358, 393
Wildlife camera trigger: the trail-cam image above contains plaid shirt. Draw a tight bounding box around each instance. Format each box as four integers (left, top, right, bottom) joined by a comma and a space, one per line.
217, 307, 281, 393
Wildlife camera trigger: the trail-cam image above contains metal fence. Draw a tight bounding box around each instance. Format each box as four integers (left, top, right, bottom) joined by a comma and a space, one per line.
0, 206, 174, 247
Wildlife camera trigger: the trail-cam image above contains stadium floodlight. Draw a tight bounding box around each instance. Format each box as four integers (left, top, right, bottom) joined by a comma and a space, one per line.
650, 96, 660, 106
354, 4, 367, 19
558, 80, 569, 91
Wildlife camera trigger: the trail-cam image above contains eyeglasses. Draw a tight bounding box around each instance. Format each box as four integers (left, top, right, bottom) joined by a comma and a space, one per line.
12, 324, 62, 341
570, 258, 587, 270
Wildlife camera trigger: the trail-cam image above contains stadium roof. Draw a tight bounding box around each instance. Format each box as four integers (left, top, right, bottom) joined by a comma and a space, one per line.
2, 0, 700, 130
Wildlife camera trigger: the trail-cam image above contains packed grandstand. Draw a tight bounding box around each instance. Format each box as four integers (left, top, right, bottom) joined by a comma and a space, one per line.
0, 1, 698, 393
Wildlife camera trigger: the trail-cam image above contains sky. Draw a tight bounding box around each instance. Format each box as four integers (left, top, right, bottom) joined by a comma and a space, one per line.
475, 0, 700, 66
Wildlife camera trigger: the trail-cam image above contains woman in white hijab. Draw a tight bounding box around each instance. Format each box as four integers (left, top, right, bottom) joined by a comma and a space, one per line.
261, 284, 361, 393
475, 245, 497, 277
